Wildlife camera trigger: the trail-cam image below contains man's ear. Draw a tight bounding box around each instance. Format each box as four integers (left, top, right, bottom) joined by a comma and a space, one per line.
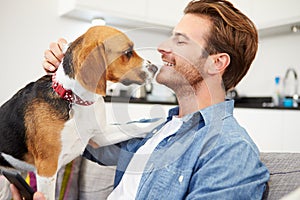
77, 43, 107, 96
207, 53, 230, 75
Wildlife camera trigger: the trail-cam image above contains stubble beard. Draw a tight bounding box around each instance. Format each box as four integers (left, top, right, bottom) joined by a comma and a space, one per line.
156, 59, 204, 96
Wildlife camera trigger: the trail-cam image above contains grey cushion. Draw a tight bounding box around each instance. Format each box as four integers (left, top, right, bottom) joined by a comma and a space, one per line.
261, 153, 300, 200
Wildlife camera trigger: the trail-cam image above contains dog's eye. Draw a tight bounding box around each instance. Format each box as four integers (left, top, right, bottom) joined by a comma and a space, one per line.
124, 50, 133, 59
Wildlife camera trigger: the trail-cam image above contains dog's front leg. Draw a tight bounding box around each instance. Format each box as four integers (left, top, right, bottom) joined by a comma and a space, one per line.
34, 154, 59, 200
91, 97, 163, 146
88, 96, 164, 147
36, 173, 57, 200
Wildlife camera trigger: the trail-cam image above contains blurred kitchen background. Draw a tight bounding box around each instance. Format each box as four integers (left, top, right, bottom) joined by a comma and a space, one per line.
1, 0, 300, 152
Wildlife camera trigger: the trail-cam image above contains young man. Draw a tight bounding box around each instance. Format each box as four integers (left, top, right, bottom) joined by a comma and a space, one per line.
12, 0, 269, 199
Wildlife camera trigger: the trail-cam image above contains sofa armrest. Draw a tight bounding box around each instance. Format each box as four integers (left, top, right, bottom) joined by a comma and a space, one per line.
261, 153, 300, 200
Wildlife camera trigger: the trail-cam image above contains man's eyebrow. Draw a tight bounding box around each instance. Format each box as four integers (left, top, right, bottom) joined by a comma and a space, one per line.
173, 32, 190, 40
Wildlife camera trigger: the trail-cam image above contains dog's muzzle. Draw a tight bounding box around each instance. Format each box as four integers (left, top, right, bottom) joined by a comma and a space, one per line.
144, 61, 158, 80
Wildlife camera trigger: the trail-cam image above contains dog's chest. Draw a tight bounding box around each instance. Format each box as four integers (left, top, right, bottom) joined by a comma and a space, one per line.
58, 98, 105, 166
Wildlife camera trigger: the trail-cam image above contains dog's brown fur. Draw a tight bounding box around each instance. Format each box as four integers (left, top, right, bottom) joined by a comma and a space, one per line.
0, 26, 156, 199
25, 100, 65, 177
65, 26, 146, 96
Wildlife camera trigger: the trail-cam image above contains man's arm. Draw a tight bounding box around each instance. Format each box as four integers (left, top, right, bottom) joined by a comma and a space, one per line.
83, 144, 122, 166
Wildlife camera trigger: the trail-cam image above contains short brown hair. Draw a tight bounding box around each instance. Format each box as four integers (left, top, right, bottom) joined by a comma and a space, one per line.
184, 0, 258, 91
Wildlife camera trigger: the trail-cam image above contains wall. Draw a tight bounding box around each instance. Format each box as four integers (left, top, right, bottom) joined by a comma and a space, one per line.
0, 0, 92, 104
0, 0, 173, 105
1, 0, 300, 105
237, 33, 300, 97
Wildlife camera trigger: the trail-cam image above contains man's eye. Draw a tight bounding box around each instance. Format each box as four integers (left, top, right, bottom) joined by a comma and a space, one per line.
124, 50, 133, 59
176, 40, 186, 45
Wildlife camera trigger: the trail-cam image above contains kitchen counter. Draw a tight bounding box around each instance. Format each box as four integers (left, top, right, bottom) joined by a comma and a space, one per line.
104, 96, 300, 110
104, 96, 300, 152
234, 96, 300, 110
103, 96, 178, 105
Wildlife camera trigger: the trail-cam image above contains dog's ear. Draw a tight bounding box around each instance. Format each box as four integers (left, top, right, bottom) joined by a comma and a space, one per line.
77, 43, 107, 96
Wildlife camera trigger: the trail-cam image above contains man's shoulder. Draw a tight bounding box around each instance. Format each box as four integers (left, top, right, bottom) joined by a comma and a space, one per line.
194, 115, 259, 159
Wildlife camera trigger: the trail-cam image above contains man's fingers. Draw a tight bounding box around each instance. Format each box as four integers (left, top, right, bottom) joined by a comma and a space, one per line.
57, 38, 68, 53
44, 48, 61, 66
10, 184, 22, 200
42, 60, 57, 74
48, 42, 64, 62
42, 38, 67, 73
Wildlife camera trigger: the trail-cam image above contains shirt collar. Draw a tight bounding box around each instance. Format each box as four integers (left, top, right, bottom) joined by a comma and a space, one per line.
167, 99, 234, 126
199, 99, 234, 125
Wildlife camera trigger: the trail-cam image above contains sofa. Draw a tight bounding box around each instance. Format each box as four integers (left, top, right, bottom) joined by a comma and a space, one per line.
1, 153, 299, 199
75, 152, 300, 199
261, 153, 300, 199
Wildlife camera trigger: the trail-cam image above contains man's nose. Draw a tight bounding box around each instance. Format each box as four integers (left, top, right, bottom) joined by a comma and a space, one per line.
157, 39, 172, 55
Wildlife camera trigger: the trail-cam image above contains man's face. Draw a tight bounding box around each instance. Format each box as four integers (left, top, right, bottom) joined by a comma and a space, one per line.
156, 13, 212, 91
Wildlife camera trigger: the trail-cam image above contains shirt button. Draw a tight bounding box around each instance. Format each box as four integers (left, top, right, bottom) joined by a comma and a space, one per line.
178, 175, 184, 183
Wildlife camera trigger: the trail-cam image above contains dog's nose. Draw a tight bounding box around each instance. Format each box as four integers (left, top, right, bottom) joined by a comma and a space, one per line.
146, 61, 158, 77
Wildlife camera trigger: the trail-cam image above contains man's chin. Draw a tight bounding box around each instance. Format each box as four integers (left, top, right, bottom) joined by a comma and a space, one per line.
156, 76, 175, 90
155, 72, 165, 85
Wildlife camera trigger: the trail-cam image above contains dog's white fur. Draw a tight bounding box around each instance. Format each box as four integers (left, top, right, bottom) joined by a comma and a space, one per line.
1, 28, 162, 198
0, 63, 162, 199
33, 61, 162, 199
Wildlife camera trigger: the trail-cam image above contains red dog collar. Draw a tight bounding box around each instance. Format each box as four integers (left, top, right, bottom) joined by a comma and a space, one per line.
52, 74, 94, 106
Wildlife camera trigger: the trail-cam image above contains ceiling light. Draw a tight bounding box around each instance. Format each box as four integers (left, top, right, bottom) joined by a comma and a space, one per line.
291, 25, 300, 33
91, 18, 106, 26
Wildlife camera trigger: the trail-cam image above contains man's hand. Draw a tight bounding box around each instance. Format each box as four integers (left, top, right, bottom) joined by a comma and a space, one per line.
43, 38, 67, 73
10, 184, 46, 200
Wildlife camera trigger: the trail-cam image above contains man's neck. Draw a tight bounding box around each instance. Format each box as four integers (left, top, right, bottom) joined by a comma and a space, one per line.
175, 81, 226, 117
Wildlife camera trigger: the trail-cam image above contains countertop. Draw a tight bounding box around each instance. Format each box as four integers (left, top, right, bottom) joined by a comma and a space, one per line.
234, 96, 300, 110
104, 95, 178, 105
104, 96, 300, 110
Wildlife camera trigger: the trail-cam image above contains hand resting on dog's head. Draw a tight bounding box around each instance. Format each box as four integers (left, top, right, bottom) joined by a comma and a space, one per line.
43, 38, 67, 73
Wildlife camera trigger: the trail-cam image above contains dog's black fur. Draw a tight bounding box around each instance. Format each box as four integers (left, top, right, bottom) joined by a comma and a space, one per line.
0, 75, 70, 168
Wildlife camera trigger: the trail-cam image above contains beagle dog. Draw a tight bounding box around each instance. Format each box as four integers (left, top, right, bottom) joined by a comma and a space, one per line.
0, 26, 158, 199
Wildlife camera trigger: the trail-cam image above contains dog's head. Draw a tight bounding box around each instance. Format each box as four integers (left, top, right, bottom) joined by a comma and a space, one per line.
62, 26, 157, 96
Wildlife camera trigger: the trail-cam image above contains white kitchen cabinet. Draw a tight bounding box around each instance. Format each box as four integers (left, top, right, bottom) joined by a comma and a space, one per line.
58, 0, 189, 27
58, 0, 300, 36
105, 102, 174, 126
104, 102, 300, 152
145, 0, 191, 27
234, 108, 284, 152
282, 110, 300, 152
252, 0, 300, 30
58, 0, 151, 28
229, 0, 300, 36
234, 108, 300, 153
75, 0, 147, 22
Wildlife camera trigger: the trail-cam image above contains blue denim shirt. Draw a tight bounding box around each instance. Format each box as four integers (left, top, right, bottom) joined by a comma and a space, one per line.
84, 100, 269, 199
